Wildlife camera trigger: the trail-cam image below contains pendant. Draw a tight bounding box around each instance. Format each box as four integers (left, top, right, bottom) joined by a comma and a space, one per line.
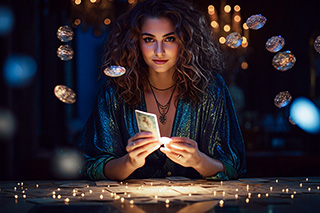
159, 115, 167, 124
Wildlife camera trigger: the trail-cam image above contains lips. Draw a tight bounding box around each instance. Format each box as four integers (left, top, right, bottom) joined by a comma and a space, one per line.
153, 59, 168, 65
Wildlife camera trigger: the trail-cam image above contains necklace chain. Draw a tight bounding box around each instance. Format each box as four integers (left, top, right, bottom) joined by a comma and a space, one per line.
147, 79, 177, 124
149, 81, 176, 91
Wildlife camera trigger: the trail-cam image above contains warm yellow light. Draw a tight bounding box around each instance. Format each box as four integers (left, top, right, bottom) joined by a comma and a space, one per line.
234, 5, 241, 12
241, 62, 248, 70
74, 19, 81, 25
243, 23, 249, 30
75, 0, 81, 5
104, 18, 111, 25
224, 5, 231, 13
219, 37, 226, 44
242, 36, 247, 44
211, 21, 219, 29
223, 24, 230, 32
208, 5, 215, 15
90, 0, 97, 3
241, 42, 248, 48
234, 15, 241, 22
128, 0, 135, 4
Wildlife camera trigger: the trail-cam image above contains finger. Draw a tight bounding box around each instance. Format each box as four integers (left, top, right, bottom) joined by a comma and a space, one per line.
160, 147, 185, 163
171, 137, 196, 145
128, 132, 153, 143
128, 140, 160, 154
166, 142, 195, 153
127, 137, 160, 152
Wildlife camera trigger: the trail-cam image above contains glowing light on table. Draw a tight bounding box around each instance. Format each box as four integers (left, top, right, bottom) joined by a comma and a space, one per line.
290, 97, 320, 134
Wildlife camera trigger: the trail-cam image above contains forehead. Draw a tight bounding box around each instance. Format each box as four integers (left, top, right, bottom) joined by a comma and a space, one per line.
140, 17, 175, 34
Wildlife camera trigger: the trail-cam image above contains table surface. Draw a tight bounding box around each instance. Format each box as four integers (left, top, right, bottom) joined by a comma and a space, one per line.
1, 176, 320, 212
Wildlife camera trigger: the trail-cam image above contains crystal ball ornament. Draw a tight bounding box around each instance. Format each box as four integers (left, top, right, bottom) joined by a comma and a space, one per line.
54, 85, 76, 104
103, 66, 126, 77
274, 91, 292, 108
57, 45, 74, 61
272, 51, 296, 71
226, 32, 243, 48
246, 14, 267, 30
314, 35, 320, 53
266, 36, 285, 53
57, 25, 74, 42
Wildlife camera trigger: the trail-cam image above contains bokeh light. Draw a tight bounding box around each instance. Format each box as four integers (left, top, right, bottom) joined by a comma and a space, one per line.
224, 5, 231, 13
0, 108, 16, 139
274, 91, 292, 108
226, 32, 243, 48
266, 35, 285, 53
290, 97, 320, 134
246, 14, 267, 30
52, 149, 84, 179
314, 35, 320, 53
57, 44, 74, 61
104, 66, 126, 77
56, 25, 74, 42
0, 6, 14, 36
54, 85, 77, 104
272, 50, 296, 71
211, 21, 219, 29
3, 55, 37, 87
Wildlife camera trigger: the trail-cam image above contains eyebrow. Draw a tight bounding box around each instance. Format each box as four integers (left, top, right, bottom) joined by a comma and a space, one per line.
141, 32, 175, 37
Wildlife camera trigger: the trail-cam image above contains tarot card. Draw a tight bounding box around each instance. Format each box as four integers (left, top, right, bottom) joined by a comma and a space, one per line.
135, 110, 161, 140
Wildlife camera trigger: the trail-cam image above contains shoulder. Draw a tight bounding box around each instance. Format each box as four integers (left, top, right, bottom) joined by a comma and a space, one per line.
203, 72, 228, 100
97, 79, 119, 103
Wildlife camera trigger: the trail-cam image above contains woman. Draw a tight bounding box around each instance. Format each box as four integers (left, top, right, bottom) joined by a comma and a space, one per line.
78, 0, 246, 181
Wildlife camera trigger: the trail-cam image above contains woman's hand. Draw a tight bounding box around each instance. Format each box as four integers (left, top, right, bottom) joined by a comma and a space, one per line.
126, 132, 162, 169
160, 137, 204, 168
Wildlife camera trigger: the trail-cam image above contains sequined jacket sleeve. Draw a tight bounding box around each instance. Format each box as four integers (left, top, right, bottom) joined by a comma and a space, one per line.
199, 74, 246, 180
77, 83, 129, 180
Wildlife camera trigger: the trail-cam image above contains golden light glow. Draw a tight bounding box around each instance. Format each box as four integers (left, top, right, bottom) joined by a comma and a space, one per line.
234, 15, 241, 22
75, 0, 81, 5
223, 24, 231, 32
128, 0, 135, 4
241, 62, 248, 70
74, 19, 81, 26
224, 5, 231, 13
90, 0, 97, 3
211, 21, 219, 29
208, 5, 215, 15
242, 37, 247, 44
234, 5, 241, 12
219, 37, 226, 44
243, 23, 249, 30
104, 18, 111, 25
241, 42, 248, 48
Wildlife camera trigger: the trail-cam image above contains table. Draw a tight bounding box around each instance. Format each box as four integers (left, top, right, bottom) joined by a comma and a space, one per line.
1, 177, 320, 212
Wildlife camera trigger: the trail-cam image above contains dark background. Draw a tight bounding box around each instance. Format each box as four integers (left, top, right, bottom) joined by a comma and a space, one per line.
0, 0, 319, 181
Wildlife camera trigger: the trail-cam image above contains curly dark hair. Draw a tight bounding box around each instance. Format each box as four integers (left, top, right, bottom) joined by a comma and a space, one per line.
102, 0, 224, 107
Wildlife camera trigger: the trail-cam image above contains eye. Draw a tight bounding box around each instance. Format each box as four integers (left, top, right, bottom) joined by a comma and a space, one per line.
165, 36, 176, 42
143, 37, 154, 43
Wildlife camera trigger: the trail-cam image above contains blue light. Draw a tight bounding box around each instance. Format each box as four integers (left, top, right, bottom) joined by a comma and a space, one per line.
0, 6, 14, 36
290, 97, 320, 134
3, 55, 37, 87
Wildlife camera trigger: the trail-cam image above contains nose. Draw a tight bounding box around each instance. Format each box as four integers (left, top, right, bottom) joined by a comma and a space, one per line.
154, 41, 165, 58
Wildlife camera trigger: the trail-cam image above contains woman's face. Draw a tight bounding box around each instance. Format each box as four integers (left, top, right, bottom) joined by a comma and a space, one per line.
139, 17, 179, 75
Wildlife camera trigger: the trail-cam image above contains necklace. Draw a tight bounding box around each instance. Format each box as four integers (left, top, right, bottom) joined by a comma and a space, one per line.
147, 79, 177, 124
149, 81, 176, 91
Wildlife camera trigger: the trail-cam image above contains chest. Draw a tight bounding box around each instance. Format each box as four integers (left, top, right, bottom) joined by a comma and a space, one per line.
144, 91, 178, 137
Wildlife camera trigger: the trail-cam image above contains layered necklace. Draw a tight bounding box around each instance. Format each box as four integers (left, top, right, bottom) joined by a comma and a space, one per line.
147, 78, 177, 124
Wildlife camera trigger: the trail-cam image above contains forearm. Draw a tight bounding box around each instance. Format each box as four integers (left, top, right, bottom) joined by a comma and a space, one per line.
193, 152, 225, 178
103, 154, 137, 180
